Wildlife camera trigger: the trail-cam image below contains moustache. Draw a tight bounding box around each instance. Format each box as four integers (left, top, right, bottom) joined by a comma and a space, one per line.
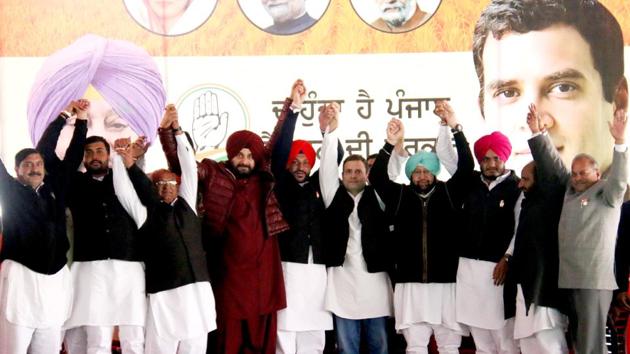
382, 2, 404, 11
28, 172, 42, 177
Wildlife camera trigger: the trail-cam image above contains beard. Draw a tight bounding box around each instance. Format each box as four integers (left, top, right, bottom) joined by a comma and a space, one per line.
481, 167, 504, 181
292, 169, 308, 182
234, 164, 253, 177
380, 0, 415, 27
85, 160, 108, 175
411, 180, 435, 194
483, 173, 498, 181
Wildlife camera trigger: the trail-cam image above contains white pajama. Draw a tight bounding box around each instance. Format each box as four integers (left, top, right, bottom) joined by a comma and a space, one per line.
394, 283, 465, 353
0, 260, 72, 354
145, 282, 216, 354
145, 333, 207, 354
469, 320, 519, 354
456, 258, 518, 354
0, 316, 63, 354
276, 330, 326, 354
519, 328, 568, 354
65, 325, 145, 354
145, 308, 208, 354
401, 324, 461, 354
514, 285, 568, 354
64, 260, 147, 354
276, 260, 332, 354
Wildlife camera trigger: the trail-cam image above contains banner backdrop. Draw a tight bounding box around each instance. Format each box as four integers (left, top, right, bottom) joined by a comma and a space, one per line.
1, 0, 630, 178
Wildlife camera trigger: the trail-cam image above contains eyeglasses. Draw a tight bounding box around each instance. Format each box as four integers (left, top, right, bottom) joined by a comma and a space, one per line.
156, 180, 177, 186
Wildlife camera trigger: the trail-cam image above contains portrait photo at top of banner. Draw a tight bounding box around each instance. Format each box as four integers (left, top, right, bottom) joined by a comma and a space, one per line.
351, 0, 441, 33
27, 34, 166, 158
238, 0, 330, 35
123, 0, 218, 36
473, 0, 627, 174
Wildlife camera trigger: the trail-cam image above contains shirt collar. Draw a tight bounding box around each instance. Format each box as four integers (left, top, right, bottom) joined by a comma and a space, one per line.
481, 170, 512, 190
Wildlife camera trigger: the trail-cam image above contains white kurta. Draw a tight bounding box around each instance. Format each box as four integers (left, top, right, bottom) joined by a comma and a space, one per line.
394, 283, 466, 334
277, 259, 332, 332
0, 260, 73, 328
319, 128, 393, 320
323, 190, 393, 320
64, 260, 146, 328
456, 257, 505, 330
514, 285, 568, 339
148, 282, 216, 340
325, 264, 393, 320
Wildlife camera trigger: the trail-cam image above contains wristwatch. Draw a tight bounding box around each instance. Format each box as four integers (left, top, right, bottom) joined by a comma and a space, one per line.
451, 124, 463, 133
60, 110, 73, 120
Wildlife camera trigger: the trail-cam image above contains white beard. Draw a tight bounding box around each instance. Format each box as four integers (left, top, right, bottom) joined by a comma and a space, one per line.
379, 1, 416, 27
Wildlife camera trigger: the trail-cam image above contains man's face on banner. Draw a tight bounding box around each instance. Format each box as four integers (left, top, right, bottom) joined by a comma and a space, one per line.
55, 99, 138, 159
375, 0, 415, 27
144, 0, 190, 19
261, 0, 305, 24
481, 24, 615, 171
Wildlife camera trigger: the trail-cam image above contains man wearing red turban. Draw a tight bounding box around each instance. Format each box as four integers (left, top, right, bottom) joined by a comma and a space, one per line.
159, 82, 305, 354
455, 131, 522, 354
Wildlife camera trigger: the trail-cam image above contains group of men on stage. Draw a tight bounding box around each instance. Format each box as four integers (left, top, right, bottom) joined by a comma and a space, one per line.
2, 0, 630, 352
1, 75, 630, 354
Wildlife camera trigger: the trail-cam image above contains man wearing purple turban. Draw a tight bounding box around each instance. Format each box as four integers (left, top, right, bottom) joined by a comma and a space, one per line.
27, 33, 166, 158
455, 131, 522, 354
26, 34, 166, 354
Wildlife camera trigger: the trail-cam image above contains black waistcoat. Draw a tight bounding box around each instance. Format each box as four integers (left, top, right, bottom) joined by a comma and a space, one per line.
323, 185, 392, 273
459, 171, 521, 262
69, 172, 140, 262
141, 199, 210, 294
275, 172, 325, 264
